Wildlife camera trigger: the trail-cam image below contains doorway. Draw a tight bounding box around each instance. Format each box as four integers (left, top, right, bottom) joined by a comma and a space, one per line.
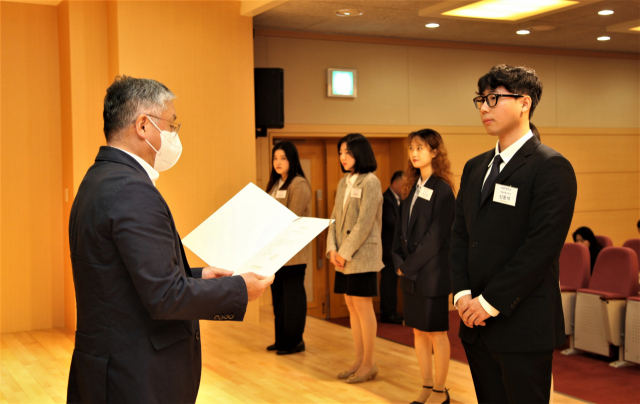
271, 136, 407, 319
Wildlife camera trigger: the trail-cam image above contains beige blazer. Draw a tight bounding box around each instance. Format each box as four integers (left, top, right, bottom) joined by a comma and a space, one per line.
326, 172, 384, 275
270, 176, 312, 266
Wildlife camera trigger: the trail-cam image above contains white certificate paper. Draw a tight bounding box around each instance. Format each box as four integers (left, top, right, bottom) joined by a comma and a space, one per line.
182, 183, 332, 277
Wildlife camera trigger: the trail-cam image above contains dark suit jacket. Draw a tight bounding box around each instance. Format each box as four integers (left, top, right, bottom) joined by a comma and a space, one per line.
450, 136, 577, 353
67, 147, 248, 404
382, 187, 400, 261
392, 176, 455, 296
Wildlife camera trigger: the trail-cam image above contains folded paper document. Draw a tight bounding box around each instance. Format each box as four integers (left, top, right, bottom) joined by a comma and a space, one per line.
182, 183, 332, 277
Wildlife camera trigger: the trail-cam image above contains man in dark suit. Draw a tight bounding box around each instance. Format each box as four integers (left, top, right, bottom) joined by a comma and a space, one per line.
450, 65, 577, 403
67, 76, 273, 404
380, 170, 406, 324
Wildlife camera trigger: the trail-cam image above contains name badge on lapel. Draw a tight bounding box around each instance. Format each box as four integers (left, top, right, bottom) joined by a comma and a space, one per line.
276, 190, 287, 199
493, 184, 517, 207
418, 187, 433, 201
350, 188, 362, 198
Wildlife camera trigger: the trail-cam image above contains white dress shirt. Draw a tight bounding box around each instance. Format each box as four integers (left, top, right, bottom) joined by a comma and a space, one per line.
110, 146, 159, 186
270, 178, 283, 197
343, 173, 359, 208
454, 130, 534, 317
409, 175, 430, 220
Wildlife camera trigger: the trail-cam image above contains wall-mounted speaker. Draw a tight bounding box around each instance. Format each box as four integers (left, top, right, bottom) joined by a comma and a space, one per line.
254, 68, 284, 137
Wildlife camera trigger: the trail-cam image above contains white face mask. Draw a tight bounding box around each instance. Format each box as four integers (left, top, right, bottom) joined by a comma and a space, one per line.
145, 115, 182, 172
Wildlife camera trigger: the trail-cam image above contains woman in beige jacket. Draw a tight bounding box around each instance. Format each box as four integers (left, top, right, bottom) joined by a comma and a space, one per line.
266, 141, 312, 355
326, 133, 384, 383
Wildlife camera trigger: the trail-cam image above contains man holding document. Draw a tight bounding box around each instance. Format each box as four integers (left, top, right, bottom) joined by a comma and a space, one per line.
67, 76, 273, 404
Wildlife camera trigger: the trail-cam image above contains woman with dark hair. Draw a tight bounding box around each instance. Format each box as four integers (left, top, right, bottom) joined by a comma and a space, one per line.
326, 133, 384, 384
572, 227, 604, 274
266, 141, 312, 355
393, 129, 455, 404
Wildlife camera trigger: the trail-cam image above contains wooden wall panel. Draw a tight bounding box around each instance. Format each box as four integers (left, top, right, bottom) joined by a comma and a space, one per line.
1, 2, 64, 333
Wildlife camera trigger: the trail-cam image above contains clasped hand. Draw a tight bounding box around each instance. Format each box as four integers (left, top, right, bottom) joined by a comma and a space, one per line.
457, 295, 490, 328
329, 251, 346, 269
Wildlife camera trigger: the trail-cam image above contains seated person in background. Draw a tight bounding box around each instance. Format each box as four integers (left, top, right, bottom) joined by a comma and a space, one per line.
572, 226, 604, 274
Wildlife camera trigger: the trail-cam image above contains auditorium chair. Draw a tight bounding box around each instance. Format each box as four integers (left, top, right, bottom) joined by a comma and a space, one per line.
595, 235, 613, 247
624, 296, 640, 366
559, 243, 591, 355
574, 247, 639, 367
622, 239, 640, 283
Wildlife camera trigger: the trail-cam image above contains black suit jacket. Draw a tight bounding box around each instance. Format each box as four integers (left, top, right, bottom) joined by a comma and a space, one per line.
392, 176, 455, 296
450, 136, 577, 353
381, 187, 400, 260
67, 147, 248, 404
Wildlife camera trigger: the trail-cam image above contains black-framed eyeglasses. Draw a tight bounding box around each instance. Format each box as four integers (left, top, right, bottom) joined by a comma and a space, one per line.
147, 115, 182, 134
473, 93, 524, 109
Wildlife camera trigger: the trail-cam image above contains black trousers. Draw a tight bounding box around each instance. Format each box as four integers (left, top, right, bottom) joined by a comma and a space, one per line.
462, 338, 553, 404
380, 257, 399, 315
271, 264, 307, 350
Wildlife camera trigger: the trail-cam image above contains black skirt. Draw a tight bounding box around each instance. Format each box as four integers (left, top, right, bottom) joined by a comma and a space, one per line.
402, 292, 449, 332
334, 271, 378, 297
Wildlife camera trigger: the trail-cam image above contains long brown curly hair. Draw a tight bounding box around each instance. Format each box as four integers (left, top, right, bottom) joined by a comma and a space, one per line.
402, 129, 455, 199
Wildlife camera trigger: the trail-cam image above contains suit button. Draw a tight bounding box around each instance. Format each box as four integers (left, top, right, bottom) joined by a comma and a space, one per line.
414, 242, 418, 245
195, 331, 200, 340
510, 304, 515, 308
516, 297, 521, 301
229, 315, 234, 320
472, 242, 479, 248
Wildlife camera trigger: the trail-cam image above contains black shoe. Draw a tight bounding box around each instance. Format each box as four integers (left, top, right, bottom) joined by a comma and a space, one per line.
431, 388, 450, 404
276, 341, 305, 355
380, 312, 404, 324
410, 385, 433, 404
267, 344, 277, 351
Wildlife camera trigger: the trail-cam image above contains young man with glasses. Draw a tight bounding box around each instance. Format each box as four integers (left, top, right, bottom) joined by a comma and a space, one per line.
450, 65, 577, 403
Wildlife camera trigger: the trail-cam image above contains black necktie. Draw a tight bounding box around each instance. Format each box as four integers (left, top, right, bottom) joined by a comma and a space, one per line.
481, 154, 503, 203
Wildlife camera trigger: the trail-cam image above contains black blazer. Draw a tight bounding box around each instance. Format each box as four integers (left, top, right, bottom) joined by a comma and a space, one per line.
392, 176, 455, 297
450, 136, 577, 353
381, 187, 400, 260
67, 147, 248, 404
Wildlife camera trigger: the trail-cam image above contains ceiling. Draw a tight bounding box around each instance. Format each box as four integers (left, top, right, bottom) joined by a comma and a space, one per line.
253, 0, 640, 54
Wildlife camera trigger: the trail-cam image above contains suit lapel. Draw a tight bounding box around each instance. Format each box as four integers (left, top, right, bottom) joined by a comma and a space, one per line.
339, 173, 366, 231
402, 185, 415, 239
471, 151, 495, 217
408, 176, 437, 233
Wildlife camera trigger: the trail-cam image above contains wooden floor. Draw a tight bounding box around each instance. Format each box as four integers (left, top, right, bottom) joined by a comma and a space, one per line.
1, 308, 588, 404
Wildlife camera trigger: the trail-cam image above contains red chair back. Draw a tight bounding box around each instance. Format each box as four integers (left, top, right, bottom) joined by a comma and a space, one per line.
622, 239, 640, 273
595, 235, 613, 247
559, 243, 590, 289
589, 247, 639, 297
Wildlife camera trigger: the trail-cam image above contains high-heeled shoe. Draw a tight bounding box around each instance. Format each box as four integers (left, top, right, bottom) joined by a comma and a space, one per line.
337, 370, 356, 380
410, 385, 433, 404
430, 388, 450, 404
346, 364, 378, 384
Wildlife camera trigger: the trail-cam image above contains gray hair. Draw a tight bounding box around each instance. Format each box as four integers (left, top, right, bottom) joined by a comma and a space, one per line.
103, 75, 175, 142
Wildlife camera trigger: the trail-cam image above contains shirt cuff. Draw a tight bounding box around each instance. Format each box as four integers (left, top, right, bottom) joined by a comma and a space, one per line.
453, 290, 471, 308
479, 294, 500, 317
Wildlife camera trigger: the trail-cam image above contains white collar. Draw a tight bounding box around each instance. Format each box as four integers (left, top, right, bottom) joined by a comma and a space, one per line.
348, 173, 359, 185
390, 188, 400, 201
417, 175, 430, 188
110, 146, 159, 186
490, 130, 534, 168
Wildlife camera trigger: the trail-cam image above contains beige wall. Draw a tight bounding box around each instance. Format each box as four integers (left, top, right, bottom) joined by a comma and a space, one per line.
255, 34, 640, 247
2, 0, 257, 333
1, 2, 65, 333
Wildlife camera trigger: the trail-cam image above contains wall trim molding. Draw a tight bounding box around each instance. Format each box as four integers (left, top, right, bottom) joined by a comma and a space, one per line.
269, 124, 640, 138
254, 28, 640, 61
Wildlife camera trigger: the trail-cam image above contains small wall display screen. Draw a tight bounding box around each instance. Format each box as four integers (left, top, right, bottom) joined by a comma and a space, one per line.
327, 68, 357, 98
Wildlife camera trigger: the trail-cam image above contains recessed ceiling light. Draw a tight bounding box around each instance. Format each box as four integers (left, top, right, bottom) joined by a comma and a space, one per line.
631, 26, 640, 32
530, 25, 556, 31
598, 10, 614, 16
517, 29, 530, 35
335, 9, 363, 17
442, 0, 578, 21
425, 23, 440, 28
597, 36, 611, 41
